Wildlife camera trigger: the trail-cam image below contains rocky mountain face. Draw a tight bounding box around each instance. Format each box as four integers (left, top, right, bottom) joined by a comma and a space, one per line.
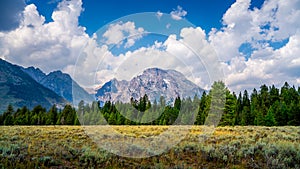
96, 68, 204, 104
0, 59, 67, 112
22, 68, 94, 105
21, 66, 46, 82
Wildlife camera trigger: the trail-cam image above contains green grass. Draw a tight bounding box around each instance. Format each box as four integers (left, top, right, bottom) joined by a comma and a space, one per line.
0, 126, 299, 168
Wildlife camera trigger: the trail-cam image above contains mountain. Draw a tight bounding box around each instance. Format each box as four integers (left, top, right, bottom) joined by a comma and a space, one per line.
0, 59, 66, 113
22, 68, 94, 105
96, 68, 204, 104
21, 66, 46, 82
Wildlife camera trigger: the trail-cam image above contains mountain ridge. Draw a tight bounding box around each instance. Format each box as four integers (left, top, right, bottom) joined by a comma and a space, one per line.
96, 68, 204, 104
0, 59, 67, 112
22, 67, 94, 105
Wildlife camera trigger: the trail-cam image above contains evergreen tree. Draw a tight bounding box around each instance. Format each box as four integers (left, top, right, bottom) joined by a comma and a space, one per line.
280, 82, 291, 105
288, 101, 300, 125
235, 92, 243, 125
174, 96, 181, 111
206, 81, 226, 126
14, 106, 29, 125
250, 88, 259, 125
31, 105, 46, 125
265, 107, 276, 126
259, 84, 270, 118
1, 81, 300, 127
219, 90, 236, 126
195, 91, 208, 125
108, 112, 116, 125
254, 110, 264, 126
3, 104, 14, 125
46, 105, 58, 125
78, 100, 85, 120
269, 85, 280, 104
241, 90, 251, 125
58, 105, 76, 125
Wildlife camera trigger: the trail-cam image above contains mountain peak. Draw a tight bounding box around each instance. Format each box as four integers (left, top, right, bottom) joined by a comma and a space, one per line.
0, 59, 66, 112
22, 66, 46, 82
95, 67, 204, 104
47, 70, 70, 78
142, 67, 167, 74
22, 65, 93, 104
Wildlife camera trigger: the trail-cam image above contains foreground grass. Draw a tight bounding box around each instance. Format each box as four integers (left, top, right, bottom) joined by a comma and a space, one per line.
0, 126, 300, 168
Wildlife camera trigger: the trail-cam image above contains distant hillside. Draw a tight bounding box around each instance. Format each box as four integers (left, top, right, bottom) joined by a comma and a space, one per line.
0, 59, 67, 113
22, 68, 94, 106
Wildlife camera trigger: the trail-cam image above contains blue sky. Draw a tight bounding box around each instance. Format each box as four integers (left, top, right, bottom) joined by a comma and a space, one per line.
25, 0, 266, 35
0, 0, 299, 92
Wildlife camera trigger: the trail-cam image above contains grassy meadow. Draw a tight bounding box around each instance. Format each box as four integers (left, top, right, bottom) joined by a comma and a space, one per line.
0, 126, 300, 168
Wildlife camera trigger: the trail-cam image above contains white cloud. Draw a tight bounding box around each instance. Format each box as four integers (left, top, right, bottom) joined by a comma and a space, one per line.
64, 38, 115, 89
1, 0, 300, 94
23, 4, 45, 27
102, 21, 145, 48
209, 0, 256, 62
170, 6, 187, 20
95, 27, 222, 91
0, 0, 88, 73
209, 0, 300, 92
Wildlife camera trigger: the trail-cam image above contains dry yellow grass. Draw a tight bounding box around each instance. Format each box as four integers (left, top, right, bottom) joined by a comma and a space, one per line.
0, 125, 300, 168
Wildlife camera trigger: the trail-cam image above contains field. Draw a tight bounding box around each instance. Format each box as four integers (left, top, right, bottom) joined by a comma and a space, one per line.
0, 126, 300, 169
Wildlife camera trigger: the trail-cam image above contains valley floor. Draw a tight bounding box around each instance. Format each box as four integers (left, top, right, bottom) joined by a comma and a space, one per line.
0, 126, 300, 168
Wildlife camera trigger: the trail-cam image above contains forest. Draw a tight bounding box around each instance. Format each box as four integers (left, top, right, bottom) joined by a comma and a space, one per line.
0, 81, 299, 126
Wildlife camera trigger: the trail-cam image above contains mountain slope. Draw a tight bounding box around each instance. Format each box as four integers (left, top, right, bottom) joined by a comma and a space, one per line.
22, 68, 94, 105
21, 66, 46, 82
96, 68, 204, 104
0, 59, 66, 113
40, 71, 94, 105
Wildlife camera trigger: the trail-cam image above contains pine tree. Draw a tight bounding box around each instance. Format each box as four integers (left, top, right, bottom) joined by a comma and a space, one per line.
108, 112, 115, 125
250, 88, 259, 125
195, 91, 208, 125
219, 90, 236, 126
46, 105, 58, 125
31, 105, 46, 125
174, 96, 181, 111
254, 110, 264, 126
14, 106, 29, 125
3, 104, 14, 125
265, 107, 276, 126
281, 82, 291, 105
288, 101, 300, 125
235, 92, 243, 125
269, 85, 280, 104
241, 90, 251, 125
206, 81, 226, 126
77, 100, 85, 121
259, 84, 270, 117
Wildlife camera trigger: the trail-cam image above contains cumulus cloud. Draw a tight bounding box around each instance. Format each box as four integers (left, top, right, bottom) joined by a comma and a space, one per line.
165, 27, 224, 87
90, 27, 221, 91
0, 0, 88, 73
0, 0, 213, 91
1, 0, 300, 94
65, 38, 115, 89
102, 21, 145, 48
209, 0, 300, 92
170, 6, 187, 20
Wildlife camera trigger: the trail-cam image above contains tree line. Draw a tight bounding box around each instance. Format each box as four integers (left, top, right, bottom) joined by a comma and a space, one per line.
0, 81, 299, 126
0, 104, 79, 125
